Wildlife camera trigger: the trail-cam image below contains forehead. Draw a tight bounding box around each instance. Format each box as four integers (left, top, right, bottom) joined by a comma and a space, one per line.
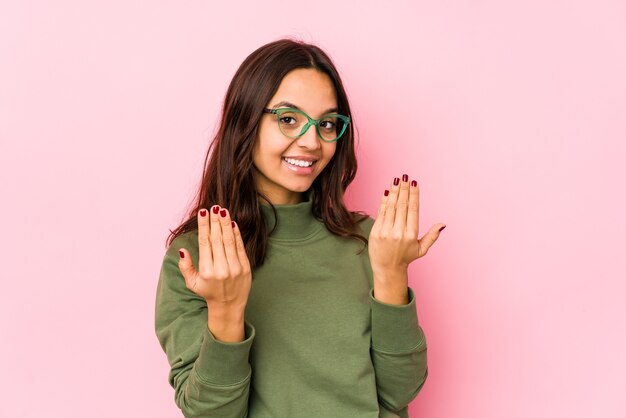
269, 68, 337, 115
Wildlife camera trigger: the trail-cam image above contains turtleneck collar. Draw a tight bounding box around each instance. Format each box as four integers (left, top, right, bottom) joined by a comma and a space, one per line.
260, 188, 323, 241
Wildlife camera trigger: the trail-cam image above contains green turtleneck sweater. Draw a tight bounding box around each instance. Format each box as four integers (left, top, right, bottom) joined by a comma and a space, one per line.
155, 189, 428, 417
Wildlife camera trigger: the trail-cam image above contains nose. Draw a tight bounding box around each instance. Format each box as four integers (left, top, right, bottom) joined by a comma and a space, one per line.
295, 123, 322, 150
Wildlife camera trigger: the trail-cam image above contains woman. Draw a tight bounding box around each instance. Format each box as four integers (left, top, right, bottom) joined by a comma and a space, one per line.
155, 38, 446, 418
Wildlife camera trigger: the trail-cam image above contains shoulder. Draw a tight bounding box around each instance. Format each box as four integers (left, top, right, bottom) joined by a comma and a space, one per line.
354, 212, 375, 238
165, 229, 199, 259
158, 229, 199, 289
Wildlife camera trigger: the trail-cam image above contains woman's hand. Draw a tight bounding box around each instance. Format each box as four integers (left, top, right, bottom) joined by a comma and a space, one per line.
177, 205, 252, 341
368, 175, 445, 302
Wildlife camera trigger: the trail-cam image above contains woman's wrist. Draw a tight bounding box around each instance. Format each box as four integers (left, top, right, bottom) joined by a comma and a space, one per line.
207, 303, 246, 343
372, 267, 409, 305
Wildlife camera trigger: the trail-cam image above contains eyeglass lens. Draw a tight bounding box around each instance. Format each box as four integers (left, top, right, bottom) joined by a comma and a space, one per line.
277, 110, 345, 141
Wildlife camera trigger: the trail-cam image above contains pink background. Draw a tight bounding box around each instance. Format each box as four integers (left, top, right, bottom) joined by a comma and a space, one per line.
2, 1, 625, 417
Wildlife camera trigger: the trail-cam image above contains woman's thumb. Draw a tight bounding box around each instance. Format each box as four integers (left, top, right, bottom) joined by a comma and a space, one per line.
418, 224, 446, 258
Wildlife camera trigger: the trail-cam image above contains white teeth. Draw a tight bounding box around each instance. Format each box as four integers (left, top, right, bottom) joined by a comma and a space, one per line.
284, 157, 313, 167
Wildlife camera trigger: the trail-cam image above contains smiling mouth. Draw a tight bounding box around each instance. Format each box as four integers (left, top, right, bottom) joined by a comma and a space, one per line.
281, 157, 318, 167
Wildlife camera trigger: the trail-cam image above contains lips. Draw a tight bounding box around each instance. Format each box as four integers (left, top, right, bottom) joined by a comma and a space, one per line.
282, 155, 319, 163
281, 157, 316, 174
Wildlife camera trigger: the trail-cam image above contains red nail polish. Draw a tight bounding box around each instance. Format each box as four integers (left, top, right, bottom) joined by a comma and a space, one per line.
220, 209, 227, 217
384, 190, 389, 196
231, 221, 236, 228
411, 180, 417, 187
200, 209, 206, 217
402, 174, 408, 182
393, 177, 399, 186
179, 250, 185, 258
212, 205, 219, 214
439, 226, 446, 232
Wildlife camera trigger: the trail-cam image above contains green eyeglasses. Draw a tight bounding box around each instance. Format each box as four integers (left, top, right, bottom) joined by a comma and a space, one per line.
262, 107, 351, 142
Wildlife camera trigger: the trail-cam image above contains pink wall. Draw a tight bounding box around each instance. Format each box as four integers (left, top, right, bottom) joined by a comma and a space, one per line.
2, 1, 625, 417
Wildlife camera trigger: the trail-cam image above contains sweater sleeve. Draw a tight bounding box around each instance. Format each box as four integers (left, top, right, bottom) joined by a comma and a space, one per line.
155, 232, 255, 418
370, 287, 428, 415
357, 215, 428, 414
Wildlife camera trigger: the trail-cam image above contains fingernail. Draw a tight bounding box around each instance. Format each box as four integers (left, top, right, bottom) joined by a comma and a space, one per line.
384, 189, 389, 196
178, 250, 185, 258
231, 221, 236, 228
212, 205, 219, 214
439, 225, 446, 232
411, 180, 417, 187
200, 209, 206, 217
220, 209, 227, 217
393, 177, 399, 186
402, 174, 408, 182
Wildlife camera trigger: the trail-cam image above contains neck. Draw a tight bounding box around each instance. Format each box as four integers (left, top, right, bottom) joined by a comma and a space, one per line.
259, 188, 321, 241
258, 190, 305, 206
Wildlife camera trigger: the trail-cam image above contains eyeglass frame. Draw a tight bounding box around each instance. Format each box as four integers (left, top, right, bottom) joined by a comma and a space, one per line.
262, 107, 351, 143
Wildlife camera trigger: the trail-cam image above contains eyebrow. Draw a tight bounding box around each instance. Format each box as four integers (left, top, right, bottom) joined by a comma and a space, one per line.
271, 101, 338, 115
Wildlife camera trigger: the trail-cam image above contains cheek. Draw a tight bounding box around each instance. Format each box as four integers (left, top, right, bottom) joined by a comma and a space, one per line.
325, 143, 338, 160
256, 127, 288, 159
252, 137, 272, 164
317, 145, 337, 171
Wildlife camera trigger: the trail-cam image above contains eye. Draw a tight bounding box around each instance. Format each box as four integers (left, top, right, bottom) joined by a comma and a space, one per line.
319, 119, 336, 131
279, 116, 297, 125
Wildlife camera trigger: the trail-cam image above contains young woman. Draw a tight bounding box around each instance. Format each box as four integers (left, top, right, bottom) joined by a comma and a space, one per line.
155, 38, 446, 418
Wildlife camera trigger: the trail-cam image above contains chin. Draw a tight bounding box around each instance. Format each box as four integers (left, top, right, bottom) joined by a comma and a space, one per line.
285, 182, 312, 192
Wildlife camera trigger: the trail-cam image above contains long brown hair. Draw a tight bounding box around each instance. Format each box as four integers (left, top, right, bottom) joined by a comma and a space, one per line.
166, 38, 369, 268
